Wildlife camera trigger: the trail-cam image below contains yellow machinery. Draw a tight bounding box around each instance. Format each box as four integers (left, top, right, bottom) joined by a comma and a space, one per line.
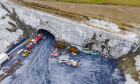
67, 46, 79, 53
22, 50, 31, 57
25, 38, 33, 45
54, 43, 65, 49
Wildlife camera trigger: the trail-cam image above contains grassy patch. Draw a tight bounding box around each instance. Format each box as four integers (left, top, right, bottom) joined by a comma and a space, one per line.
46, 0, 140, 7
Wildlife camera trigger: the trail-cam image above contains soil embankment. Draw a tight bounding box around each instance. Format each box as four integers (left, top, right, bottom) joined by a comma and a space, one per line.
14, 0, 140, 32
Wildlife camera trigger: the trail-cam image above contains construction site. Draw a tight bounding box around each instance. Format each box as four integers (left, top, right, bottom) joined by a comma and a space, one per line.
0, 30, 125, 84
0, 0, 140, 84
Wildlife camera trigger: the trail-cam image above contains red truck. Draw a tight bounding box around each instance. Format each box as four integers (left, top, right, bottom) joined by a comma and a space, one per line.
26, 34, 43, 49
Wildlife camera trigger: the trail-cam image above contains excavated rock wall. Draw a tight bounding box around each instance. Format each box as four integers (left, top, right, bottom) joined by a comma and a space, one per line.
1, 0, 139, 58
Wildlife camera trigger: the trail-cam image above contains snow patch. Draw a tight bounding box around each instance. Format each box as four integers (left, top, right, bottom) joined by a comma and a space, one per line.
0, 3, 23, 53
125, 74, 138, 84
86, 18, 120, 33
0, 75, 13, 84
135, 55, 140, 71
0, 29, 23, 53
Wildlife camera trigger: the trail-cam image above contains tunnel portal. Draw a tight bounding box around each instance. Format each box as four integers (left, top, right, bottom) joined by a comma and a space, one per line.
37, 29, 55, 39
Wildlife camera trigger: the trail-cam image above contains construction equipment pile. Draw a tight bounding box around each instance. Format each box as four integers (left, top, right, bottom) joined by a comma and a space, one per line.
52, 40, 79, 67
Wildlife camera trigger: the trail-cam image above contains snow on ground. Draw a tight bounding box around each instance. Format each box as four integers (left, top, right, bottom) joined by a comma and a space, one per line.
86, 18, 139, 43
0, 4, 23, 53
0, 28, 23, 53
125, 74, 139, 84
0, 5, 7, 18
0, 34, 125, 84
135, 55, 140, 71
86, 18, 120, 33
0, 4, 16, 29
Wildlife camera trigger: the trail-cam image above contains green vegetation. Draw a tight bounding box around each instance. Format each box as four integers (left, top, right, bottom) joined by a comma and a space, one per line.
52, 0, 140, 6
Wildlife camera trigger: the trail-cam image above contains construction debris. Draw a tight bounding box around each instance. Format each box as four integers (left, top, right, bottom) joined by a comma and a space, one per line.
58, 56, 78, 67
15, 59, 23, 66
61, 51, 67, 55
17, 49, 24, 54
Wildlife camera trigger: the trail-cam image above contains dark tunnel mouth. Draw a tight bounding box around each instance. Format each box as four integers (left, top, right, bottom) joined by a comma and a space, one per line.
37, 29, 55, 39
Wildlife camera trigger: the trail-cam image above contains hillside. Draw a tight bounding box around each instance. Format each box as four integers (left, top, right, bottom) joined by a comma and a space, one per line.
19, 0, 140, 33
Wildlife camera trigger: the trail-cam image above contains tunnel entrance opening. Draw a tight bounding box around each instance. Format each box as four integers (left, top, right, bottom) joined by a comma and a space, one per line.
37, 29, 55, 39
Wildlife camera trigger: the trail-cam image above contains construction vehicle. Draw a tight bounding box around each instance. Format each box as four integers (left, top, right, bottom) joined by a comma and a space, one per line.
35, 34, 43, 42
22, 50, 31, 57
26, 40, 36, 49
0, 53, 12, 67
61, 40, 65, 44
58, 56, 78, 67
51, 51, 59, 57
67, 46, 79, 53
17, 49, 24, 54
26, 34, 43, 49
54, 43, 65, 49
25, 38, 33, 45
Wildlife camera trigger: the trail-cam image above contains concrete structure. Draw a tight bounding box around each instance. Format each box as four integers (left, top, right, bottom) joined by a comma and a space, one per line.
0, 0, 140, 58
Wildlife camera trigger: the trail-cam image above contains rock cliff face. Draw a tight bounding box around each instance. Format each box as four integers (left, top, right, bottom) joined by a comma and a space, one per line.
1, 0, 139, 58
